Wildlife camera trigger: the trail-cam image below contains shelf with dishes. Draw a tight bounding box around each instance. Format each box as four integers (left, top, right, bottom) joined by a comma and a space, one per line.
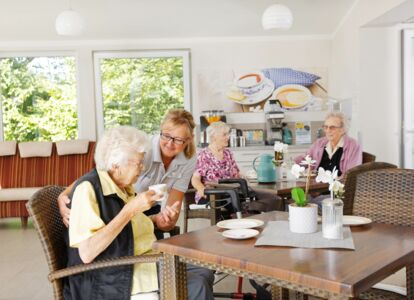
225, 110, 329, 124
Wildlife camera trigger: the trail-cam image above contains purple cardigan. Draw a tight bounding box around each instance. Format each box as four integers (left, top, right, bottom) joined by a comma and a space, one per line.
294, 135, 362, 177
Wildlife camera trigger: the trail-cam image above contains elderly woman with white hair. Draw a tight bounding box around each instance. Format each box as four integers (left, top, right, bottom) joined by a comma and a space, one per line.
64, 126, 161, 300
64, 126, 213, 300
294, 112, 362, 178
191, 121, 240, 203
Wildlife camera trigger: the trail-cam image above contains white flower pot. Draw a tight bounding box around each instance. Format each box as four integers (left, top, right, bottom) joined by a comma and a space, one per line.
288, 203, 318, 233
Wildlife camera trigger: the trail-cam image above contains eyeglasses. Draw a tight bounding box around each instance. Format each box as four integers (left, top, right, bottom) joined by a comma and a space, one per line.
160, 132, 187, 145
323, 125, 342, 131
129, 159, 145, 170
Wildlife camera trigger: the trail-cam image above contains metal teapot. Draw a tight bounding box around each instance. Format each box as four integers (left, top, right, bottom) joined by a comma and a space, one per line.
252, 154, 276, 183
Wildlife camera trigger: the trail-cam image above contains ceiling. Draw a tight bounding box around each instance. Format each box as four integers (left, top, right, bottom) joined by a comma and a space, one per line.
0, 0, 358, 40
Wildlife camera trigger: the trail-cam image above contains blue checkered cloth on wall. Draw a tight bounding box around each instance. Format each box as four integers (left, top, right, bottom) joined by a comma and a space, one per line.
261, 68, 320, 89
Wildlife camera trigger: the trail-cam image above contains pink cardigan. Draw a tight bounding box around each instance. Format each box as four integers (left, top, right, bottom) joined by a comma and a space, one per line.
294, 135, 362, 177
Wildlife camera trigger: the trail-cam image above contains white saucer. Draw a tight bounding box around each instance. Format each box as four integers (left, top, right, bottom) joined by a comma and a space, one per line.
227, 78, 275, 106
243, 78, 274, 105
217, 219, 264, 230
222, 228, 259, 240
343, 215, 372, 226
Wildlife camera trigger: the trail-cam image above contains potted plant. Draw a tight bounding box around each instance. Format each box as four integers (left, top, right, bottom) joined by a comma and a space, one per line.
288, 155, 318, 233
272, 141, 288, 180
273, 141, 288, 163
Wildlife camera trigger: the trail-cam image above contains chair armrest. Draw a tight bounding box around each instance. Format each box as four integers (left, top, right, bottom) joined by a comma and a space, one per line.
48, 253, 163, 281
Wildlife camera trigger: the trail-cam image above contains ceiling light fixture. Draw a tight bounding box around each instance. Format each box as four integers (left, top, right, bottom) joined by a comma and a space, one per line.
55, 0, 84, 36
262, 4, 293, 30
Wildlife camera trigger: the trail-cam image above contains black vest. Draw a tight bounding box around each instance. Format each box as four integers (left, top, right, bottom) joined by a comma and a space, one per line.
318, 148, 344, 177
63, 169, 134, 300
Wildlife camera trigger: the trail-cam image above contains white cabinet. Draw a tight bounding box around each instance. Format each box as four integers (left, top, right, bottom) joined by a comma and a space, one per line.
231, 146, 308, 174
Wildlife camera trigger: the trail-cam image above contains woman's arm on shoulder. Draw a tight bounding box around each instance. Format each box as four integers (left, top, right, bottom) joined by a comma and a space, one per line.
58, 181, 75, 227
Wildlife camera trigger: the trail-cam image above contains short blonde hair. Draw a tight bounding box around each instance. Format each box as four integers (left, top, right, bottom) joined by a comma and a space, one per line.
94, 126, 150, 171
207, 121, 230, 143
325, 112, 349, 133
160, 109, 196, 159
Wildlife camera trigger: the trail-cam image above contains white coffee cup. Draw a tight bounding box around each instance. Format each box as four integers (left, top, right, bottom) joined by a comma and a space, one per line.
149, 184, 168, 202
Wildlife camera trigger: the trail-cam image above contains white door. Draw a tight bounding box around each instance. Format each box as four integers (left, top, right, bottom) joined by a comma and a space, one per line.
402, 29, 414, 169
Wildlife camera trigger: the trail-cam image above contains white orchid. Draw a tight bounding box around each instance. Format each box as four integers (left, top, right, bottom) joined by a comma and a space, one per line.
316, 167, 338, 184
330, 180, 344, 195
316, 167, 344, 199
291, 164, 305, 178
300, 155, 316, 166
289, 155, 316, 206
274, 141, 288, 153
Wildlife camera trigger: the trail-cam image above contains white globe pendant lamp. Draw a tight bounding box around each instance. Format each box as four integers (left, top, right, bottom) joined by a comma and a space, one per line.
55, 9, 84, 36
262, 4, 293, 30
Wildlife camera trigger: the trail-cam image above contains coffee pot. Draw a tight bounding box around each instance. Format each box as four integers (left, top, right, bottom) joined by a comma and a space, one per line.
265, 100, 284, 145
252, 154, 276, 183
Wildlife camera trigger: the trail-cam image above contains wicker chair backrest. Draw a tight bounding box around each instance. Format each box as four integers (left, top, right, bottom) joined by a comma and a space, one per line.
26, 185, 66, 299
362, 151, 376, 163
342, 162, 397, 215
353, 168, 414, 226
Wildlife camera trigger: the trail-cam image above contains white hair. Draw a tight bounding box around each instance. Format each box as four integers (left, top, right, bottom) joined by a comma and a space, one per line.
94, 126, 150, 171
206, 121, 230, 142
325, 112, 350, 133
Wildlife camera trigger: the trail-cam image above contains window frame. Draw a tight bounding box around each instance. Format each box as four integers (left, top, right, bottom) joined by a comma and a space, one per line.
93, 50, 191, 138
0, 51, 80, 142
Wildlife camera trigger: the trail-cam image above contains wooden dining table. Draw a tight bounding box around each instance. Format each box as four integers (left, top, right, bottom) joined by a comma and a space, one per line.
248, 178, 329, 198
153, 211, 414, 300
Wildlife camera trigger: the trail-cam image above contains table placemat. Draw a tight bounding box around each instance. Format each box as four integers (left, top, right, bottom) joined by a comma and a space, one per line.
255, 221, 355, 250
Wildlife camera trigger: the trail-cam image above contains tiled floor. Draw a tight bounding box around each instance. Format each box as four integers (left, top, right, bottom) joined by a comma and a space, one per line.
0, 217, 257, 300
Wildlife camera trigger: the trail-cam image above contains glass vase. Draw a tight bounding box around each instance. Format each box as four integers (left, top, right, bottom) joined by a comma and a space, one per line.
322, 198, 344, 239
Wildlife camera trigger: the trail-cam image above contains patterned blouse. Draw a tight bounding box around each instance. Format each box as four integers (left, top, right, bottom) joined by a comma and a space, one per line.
194, 148, 240, 203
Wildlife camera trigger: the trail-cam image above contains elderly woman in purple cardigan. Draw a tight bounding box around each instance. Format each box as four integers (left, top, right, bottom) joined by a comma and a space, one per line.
294, 112, 362, 178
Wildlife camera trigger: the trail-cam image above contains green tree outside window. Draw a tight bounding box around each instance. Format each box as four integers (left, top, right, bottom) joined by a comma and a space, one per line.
0, 57, 78, 141
99, 57, 184, 134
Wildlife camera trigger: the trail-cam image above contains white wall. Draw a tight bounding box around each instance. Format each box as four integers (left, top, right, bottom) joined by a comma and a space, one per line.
360, 26, 401, 165
0, 36, 331, 140
329, 0, 406, 164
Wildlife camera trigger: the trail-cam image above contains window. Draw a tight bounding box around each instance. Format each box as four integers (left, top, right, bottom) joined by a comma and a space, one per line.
94, 50, 191, 136
0, 55, 78, 141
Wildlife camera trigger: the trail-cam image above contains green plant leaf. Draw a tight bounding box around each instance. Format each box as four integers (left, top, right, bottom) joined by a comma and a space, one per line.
291, 187, 307, 207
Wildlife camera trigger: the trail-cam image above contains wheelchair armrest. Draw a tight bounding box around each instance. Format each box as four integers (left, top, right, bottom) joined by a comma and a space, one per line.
218, 178, 249, 199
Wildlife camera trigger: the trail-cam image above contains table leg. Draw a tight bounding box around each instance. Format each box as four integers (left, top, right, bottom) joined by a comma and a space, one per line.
160, 254, 187, 300
271, 285, 282, 300
407, 263, 414, 299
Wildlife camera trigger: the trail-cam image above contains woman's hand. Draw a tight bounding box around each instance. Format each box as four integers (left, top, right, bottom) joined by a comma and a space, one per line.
153, 201, 180, 231
127, 190, 160, 215
58, 193, 71, 227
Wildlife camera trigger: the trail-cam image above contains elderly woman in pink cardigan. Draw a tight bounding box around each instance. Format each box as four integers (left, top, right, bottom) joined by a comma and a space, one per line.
294, 112, 362, 178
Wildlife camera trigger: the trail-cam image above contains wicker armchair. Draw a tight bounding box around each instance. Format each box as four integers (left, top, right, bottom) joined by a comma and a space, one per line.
362, 151, 376, 163
26, 185, 175, 300
341, 162, 397, 215
352, 168, 414, 299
